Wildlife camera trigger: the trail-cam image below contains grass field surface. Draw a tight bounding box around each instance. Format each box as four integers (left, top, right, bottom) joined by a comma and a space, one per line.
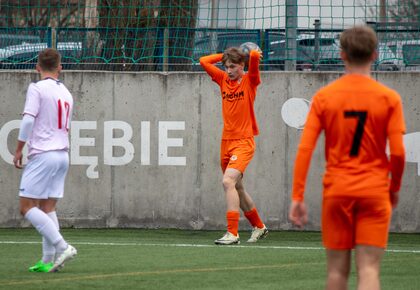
0, 229, 419, 290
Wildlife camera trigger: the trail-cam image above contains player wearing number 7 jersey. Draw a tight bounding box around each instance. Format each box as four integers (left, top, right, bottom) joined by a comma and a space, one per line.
289, 26, 405, 290
13, 48, 77, 273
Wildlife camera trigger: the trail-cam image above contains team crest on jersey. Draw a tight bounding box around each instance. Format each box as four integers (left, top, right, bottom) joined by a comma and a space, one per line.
230, 155, 238, 161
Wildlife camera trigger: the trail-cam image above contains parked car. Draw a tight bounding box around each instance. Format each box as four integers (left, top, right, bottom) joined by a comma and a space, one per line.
264, 34, 399, 71
0, 34, 41, 48
385, 40, 420, 71
0, 42, 82, 69
264, 34, 343, 71
192, 30, 262, 62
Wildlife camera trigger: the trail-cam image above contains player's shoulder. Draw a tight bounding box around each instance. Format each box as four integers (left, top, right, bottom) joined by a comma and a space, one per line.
372, 80, 401, 102
27, 81, 41, 94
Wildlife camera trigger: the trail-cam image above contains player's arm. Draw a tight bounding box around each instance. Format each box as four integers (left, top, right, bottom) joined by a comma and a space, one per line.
388, 133, 405, 191
199, 54, 225, 85
289, 96, 322, 227
14, 114, 35, 169
248, 50, 261, 86
387, 97, 406, 208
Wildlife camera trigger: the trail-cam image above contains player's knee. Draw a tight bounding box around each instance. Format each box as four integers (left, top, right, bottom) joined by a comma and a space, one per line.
222, 176, 236, 190
328, 268, 349, 281
235, 182, 244, 193
357, 265, 380, 279
19, 205, 31, 217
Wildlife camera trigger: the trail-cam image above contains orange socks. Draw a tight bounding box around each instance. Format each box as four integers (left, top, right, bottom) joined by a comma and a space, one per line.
244, 207, 264, 229
226, 211, 240, 236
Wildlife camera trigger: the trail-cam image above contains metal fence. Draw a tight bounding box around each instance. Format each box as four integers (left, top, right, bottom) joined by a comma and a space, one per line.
0, 1, 419, 71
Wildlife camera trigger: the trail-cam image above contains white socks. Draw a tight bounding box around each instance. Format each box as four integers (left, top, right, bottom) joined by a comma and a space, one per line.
42, 211, 60, 263
24, 207, 68, 256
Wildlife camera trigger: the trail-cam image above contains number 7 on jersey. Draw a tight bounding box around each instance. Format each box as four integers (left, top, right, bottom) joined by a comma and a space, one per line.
344, 111, 367, 157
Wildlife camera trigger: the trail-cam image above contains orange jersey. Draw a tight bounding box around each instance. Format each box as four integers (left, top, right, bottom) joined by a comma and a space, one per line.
292, 74, 406, 201
200, 51, 261, 139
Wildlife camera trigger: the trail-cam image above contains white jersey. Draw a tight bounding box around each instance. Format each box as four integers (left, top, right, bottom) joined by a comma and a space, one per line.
23, 78, 73, 157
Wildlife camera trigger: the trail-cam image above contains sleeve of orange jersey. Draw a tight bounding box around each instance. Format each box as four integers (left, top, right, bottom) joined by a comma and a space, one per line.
292, 95, 323, 202
248, 50, 261, 86
387, 96, 406, 193
199, 54, 225, 85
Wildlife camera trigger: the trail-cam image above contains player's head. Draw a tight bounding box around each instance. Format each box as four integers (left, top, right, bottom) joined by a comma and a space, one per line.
36, 48, 62, 74
340, 25, 378, 66
222, 47, 245, 80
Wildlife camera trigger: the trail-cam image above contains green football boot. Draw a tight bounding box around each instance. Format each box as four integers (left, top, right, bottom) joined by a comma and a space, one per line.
28, 260, 54, 273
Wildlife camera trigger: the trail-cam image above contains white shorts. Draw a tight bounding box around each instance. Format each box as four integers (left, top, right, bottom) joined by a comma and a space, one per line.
19, 150, 69, 199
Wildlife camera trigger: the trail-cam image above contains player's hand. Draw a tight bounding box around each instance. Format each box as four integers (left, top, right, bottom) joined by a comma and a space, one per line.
251, 49, 263, 61
13, 151, 23, 169
289, 200, 308, 228
390, 190, 399, 209
258, 51, 263, 61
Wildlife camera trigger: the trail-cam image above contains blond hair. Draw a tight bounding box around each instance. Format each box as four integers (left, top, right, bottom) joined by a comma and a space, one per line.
222, 47, 246, 66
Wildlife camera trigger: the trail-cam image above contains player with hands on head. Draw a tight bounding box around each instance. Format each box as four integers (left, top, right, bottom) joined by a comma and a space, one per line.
14, 48, 77, 273
200, 45, 268, 245
289, 25, 405, 290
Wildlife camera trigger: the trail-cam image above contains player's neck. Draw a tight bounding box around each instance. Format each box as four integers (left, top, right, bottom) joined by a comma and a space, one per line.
40, 72, 59, 81
344, 64, 372, 77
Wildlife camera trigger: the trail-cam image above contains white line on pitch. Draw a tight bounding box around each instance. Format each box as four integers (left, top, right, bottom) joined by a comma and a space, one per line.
0, 240, 419, 253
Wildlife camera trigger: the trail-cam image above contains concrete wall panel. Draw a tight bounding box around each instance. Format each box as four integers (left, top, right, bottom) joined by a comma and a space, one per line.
1, 71, 419, 232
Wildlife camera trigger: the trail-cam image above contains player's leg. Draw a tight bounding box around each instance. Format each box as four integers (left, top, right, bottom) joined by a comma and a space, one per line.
230, 137, 267, 242
325, 249, 351, 290
322, 197, 356, 289
46, 151, 77, 272
223, 168, 242, 212
20, 151, 76, 272
28, 199, 64, 272
214, 140, 240, 245
354, 197, 391, 290
236, 179, 268, 242
236, 177, 255, 212
39, 199, 59, 265
355, 245, 384, 290
215, 168, 242, 245
20, 197, 68, 272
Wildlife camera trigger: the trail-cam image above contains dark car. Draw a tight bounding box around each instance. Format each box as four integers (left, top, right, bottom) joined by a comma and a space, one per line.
263, 34, 343, 71
264, 34, 399, 71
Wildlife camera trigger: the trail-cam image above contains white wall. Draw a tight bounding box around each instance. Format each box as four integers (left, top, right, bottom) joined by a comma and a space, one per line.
197, 0, 371, 29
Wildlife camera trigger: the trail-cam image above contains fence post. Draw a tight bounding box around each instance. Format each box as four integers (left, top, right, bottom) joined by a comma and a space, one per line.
210, 0, 219, 54
285, 0, 297, 71
314, 19, 321, 71
163, 28, 169, 72
47, 27, 57, 49
47, 27, 52, 48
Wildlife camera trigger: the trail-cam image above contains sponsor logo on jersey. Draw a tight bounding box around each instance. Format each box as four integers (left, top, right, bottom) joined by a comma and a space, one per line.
222, 91, 244, 102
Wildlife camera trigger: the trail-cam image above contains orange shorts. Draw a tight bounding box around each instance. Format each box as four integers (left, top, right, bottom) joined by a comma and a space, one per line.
220, 137, 255, 173
322, 196, 392, 249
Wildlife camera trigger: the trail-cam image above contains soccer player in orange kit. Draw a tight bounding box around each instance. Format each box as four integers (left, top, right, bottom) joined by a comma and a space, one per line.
289, 26, 406, 290
200, 47, 268, 245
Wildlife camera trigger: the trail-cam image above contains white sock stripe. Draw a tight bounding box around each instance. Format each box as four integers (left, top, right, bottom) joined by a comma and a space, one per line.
1, 240, 419, 253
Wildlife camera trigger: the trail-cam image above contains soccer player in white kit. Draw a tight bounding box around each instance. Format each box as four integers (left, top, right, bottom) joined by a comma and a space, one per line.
13, 48, 77, 273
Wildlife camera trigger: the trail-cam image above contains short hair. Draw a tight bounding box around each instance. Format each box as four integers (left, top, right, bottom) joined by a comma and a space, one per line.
37, 48, 61, 72
340, 25, 378, 65
222, 47, 246, 66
